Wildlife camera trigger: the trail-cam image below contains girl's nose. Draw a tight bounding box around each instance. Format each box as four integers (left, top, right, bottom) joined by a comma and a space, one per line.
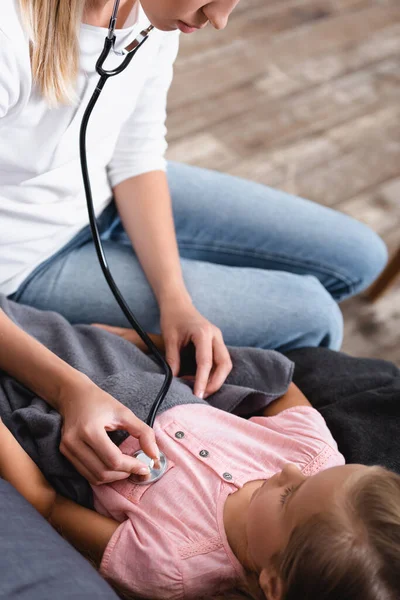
278, 463, 305, 486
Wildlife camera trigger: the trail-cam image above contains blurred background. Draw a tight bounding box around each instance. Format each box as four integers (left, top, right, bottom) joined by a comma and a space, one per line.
166, 0, 400, 365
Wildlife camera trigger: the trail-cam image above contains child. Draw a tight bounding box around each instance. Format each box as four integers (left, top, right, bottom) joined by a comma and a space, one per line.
1, 380, 399, 600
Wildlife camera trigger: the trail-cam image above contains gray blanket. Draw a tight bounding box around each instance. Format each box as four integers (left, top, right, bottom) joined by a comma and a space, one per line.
0, 295, 293, 507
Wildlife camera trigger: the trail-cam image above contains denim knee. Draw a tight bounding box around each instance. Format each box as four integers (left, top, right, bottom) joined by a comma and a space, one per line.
345, 223, 388, 295
302, 277, 344, 350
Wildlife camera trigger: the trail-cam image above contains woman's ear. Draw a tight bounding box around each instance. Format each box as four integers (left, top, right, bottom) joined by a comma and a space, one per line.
259, 567, 283, 600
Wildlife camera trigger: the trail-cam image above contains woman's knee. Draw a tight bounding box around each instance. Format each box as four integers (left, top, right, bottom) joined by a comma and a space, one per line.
232, 273, 344, 352
338, 220, 388, 297
294, 277, 344, 351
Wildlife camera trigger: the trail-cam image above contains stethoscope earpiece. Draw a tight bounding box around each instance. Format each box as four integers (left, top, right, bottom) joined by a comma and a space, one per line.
96, 23, 154, 77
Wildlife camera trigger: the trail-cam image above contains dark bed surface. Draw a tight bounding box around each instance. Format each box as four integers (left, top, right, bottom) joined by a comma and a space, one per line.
286, 346, 400, 475
0, 479, 119, 599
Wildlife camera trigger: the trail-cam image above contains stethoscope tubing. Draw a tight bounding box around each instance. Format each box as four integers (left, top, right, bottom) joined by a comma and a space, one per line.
79, 28, 173, 428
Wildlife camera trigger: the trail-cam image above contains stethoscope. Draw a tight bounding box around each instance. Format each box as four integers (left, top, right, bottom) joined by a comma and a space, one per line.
79, 0, 170, 485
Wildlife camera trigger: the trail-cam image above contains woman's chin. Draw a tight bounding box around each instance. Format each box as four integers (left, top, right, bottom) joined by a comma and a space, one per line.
157, 24, 179, 32
142, 15, 178, 32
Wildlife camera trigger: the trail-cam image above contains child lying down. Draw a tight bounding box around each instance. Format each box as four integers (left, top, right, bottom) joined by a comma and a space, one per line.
1, 377, 399, 600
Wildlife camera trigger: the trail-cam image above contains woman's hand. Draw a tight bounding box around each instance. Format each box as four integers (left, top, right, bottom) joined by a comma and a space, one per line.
160, 299, 232, 400
0, 308, 159, 486
93, 303, 233, 399
58, 378, 160, 485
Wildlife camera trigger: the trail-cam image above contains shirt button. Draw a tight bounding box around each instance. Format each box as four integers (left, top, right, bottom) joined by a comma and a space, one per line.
223, 472, 233, 481
175, 431, 185, 439
199, 450, 209, 458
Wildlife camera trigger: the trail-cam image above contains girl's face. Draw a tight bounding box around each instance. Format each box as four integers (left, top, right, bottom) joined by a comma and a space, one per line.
140, 0, 240, 32
246, 463, 369, 574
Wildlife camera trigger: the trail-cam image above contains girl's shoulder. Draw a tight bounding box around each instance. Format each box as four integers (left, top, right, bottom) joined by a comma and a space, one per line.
254, 405, 338, 449
252, 405, 345, 473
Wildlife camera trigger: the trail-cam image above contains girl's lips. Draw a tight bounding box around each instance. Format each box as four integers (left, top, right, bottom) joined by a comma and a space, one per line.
177, 20, 198, 34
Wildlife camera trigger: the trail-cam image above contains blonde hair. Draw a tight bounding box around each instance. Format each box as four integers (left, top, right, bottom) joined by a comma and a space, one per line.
204, 466, 400, 600
272, 466, 400, 600
18, 0, 85, 105
200, 579, 261, 600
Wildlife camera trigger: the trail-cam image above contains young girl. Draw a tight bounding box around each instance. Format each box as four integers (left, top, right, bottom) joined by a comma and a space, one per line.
1, 380, 399, 600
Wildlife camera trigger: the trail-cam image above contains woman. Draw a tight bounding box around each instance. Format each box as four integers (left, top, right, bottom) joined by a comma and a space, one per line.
0, 1, 386, 477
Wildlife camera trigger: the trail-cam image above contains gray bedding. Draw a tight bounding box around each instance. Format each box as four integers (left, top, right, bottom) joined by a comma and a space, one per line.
0, 294, 293, 507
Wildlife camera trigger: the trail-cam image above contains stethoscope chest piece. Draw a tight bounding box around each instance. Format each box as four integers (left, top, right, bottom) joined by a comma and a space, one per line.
129, 450, 168, 485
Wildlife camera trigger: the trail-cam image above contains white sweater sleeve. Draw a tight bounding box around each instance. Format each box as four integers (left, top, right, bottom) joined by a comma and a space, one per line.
107, 31, 180, 188
0, 30, 20, 121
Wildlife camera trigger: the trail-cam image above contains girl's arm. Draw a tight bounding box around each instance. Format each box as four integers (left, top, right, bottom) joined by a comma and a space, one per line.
0, 417, 56, 519
0, 418, 118, 565
262, 382, 311, 417
50, 495, 119, 566
92, 323, 165, 354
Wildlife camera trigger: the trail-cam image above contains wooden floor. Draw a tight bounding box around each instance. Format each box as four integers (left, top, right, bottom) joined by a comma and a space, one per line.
166, 0, 400, 365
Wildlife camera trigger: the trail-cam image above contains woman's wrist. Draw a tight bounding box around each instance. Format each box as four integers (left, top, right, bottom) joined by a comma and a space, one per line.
158, 283, 193, 313
54, 371, 95, 414
0, 308, 95, 413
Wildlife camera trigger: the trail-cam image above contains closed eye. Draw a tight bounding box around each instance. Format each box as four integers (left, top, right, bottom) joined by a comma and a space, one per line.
280, 486, 294, 506
280, 481, 305, 509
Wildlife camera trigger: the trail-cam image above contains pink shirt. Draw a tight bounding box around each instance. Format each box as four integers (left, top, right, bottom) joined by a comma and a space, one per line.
92, 404, 345, 599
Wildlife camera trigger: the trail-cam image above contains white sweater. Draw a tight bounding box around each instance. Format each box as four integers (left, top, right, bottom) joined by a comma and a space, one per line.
0, 1, 180, 295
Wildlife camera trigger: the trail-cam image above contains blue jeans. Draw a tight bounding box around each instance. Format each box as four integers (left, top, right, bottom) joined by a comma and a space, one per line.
12, 162, 387, 352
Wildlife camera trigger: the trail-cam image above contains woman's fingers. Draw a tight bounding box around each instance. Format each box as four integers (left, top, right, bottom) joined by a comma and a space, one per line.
60, 408, 160, 484
61, 430, 153, 484
193, 331, 213, 399
61, 441, 136, 485
61, 443, 105, 485
90, 427, 153, 472
204, 334, 233, 398
118, 409, 160, 461
192, 328, 232, 399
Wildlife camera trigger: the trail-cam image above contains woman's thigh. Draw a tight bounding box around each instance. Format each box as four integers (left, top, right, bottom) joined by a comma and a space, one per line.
15, 240, 343, 352
167, 162, 388, 302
